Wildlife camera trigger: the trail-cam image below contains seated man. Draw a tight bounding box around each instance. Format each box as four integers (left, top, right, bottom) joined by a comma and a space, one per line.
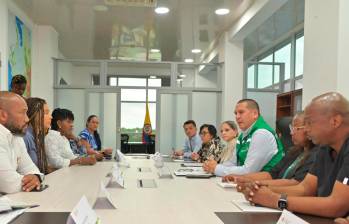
173, 120, 202, 159
224, 112, 319, 188
241, 92, 349, 218
203, 99, 284, 176
10, 74, 27, 97
0, 91, 43, 194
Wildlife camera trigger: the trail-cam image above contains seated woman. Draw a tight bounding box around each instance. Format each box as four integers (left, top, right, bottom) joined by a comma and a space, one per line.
65, 132, 103, 161
192, 124, 223, 162
223, 112, 319, 188
203, 121, 239, 173
79, 115, 112, 156
23, 97, 52, 174
45, 108, 96, 169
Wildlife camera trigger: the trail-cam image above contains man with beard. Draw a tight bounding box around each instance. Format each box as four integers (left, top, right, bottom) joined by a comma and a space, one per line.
241, 92, 349, 218
0, 91, 43, 194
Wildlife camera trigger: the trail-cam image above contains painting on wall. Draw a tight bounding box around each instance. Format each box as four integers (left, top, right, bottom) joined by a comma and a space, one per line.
8, 11, 31, 96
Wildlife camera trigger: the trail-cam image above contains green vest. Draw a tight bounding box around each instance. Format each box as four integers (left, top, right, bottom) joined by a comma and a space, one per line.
236, 116, 284, 171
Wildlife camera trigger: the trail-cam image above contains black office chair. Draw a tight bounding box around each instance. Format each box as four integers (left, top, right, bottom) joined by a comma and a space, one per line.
120, 134, 130, 154
144, 135, 156, 154
276, 116, 293, 152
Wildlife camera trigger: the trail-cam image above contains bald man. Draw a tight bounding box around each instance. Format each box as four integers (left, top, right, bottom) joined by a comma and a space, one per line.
0, 91, 43, 194
241, 92, 349, 218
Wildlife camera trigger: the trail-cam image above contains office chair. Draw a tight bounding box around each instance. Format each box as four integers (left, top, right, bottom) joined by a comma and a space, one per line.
120, 134, 130, 154
276, 116, 293, 151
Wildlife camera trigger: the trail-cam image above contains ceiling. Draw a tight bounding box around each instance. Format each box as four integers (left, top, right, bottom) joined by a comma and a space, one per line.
244, 0, 304, 60
13, 0, 254, 62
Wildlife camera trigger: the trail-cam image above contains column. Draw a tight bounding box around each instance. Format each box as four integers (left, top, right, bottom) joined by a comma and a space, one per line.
302, 0, 349, 105
219, 33, 244, 121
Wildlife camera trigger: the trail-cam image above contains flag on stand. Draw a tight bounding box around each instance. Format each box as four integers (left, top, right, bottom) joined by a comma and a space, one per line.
142, 101, 152, 144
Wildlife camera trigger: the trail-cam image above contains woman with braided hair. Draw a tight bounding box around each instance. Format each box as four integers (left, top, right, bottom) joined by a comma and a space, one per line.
23, 97, 52, 174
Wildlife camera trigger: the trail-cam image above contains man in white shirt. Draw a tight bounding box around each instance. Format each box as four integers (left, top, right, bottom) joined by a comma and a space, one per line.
0, 91, 43, 194
203, 99, 284, 176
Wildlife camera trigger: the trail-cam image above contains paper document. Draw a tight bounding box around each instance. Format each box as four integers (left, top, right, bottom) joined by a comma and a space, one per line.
232, 200, 281, 213
0, 200, 11, 213
172, 159, 184, 162
277, 209, 309, 224
0, 208, 26, 224
0, 196, 38, 210
217, 181, 237, 188
174, 167, 207, 176
181, 163, 203, 167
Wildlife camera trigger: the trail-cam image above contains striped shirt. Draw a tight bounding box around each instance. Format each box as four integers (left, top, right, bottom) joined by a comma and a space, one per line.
79, 128, 98, 150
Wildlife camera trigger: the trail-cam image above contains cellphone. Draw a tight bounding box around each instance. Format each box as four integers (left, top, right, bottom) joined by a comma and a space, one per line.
32, 184, 49, 192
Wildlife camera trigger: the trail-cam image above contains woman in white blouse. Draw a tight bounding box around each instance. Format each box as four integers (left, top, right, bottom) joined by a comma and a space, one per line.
219, 121, 239, 163
45, 108, 96, 170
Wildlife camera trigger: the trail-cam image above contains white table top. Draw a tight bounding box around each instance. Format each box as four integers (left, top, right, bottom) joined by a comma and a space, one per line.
7, 157, 245, 223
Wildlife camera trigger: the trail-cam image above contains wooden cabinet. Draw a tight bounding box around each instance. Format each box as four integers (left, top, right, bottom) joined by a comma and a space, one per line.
276, 89, 302, 119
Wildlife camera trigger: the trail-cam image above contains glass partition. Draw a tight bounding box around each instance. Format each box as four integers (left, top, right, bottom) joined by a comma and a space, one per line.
177, 64, 220, 88
56, 89, 120, 149
106, 62, 171, 87
56, 61, 101, 87
56, 89, 86, 135
158, 93, 189, 155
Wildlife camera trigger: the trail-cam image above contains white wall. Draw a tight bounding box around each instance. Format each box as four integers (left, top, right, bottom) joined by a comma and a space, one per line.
0, 0, 58, 108
336, 0, 349, 98
103, 93, 117, 149
195, 66, 218, 88
247, 91, 278, 129
192, 92, 218, 128
302, 0, 349, 105
302, 0, 338, 105
31, 25, 58, 108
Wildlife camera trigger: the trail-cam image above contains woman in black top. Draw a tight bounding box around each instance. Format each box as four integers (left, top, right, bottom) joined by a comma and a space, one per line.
223, 111, 319, 187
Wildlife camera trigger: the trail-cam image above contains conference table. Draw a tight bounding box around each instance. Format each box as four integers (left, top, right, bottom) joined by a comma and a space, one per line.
7, 155, 334, 224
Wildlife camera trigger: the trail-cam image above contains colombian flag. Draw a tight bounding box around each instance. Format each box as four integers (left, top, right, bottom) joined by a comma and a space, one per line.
142, 101, 152, 144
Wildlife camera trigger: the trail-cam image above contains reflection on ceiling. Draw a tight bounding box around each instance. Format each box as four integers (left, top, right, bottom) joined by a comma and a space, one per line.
13, 0, 254, 62
244, 0, 304, 60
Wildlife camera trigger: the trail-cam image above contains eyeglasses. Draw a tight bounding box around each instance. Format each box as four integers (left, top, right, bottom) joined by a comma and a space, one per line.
289, 124, 305, 133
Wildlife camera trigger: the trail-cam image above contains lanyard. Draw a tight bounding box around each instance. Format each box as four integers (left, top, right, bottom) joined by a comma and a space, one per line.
281, 153, 304, 179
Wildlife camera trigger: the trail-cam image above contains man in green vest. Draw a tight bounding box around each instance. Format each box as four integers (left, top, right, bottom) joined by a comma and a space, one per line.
203, 99, 284, 176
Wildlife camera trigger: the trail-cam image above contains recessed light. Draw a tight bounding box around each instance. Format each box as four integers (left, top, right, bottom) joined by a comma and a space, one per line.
94, 5, 108, 11
179, 74, 186, 78
155, 7, 169, 14
150, 49, 160, 53
149, 75, 157, 79
191, 49, 202, 54
215, 8, 230, 15
184, 58, 194, 63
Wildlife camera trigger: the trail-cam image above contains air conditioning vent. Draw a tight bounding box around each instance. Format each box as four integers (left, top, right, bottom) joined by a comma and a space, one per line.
104, 0, 157, 7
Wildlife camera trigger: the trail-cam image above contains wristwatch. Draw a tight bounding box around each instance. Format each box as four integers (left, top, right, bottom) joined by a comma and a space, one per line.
278, 193, 288, 210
